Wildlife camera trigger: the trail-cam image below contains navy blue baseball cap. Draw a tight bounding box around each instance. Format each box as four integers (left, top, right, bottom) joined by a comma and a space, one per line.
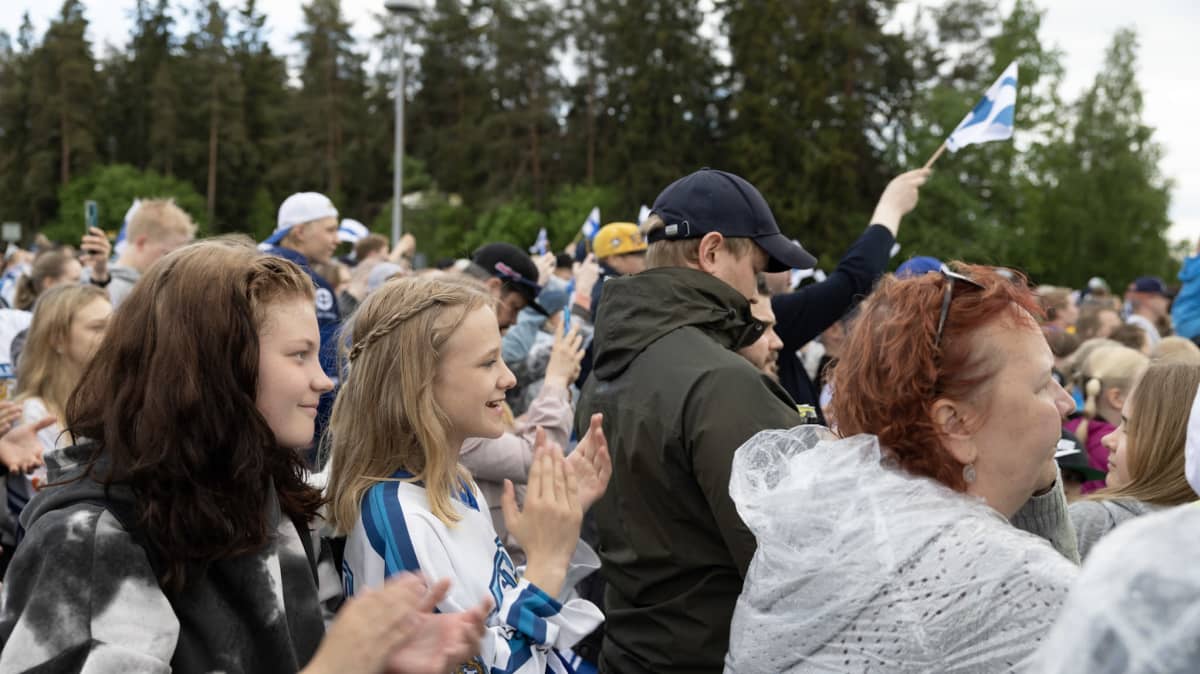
648, 169, 817, 272
1131, 276, 1169, 297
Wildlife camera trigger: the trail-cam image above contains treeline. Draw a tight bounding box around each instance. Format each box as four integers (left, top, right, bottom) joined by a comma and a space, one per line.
0, 0, 1176, 286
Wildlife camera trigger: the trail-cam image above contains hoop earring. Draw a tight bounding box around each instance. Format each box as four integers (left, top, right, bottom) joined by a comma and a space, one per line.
963, 463, 977, 484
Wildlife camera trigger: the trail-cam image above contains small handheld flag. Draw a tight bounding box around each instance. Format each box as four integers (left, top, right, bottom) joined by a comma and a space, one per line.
530, 227, 549, 256
637, 204, 651, 226
113, 199, 142, 258
925, 60, 1018, 168
580, 207, 601, 242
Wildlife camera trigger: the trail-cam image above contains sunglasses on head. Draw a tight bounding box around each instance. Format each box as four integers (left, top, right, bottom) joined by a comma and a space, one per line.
935, 264, 985, 349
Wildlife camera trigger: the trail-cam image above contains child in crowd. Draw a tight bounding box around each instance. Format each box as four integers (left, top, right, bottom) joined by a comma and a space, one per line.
15, 285, 111, 456
325, 275, 611, 674
1070, 361, 1200, 558
1065, 345, 1148, 493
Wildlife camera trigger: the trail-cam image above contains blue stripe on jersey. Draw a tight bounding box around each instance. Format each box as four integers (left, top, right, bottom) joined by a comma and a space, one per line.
457, 478, 480, 511
361, 480, 421, 577
489, 635, 534, 674
504, 583, 563, 646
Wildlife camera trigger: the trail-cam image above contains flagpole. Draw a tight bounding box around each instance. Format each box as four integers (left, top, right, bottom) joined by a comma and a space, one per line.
923, 142, 947, 169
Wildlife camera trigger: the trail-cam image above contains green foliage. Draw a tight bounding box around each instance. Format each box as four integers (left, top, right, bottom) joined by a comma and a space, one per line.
0, 0, 1179, 288
48, 164, 207, 243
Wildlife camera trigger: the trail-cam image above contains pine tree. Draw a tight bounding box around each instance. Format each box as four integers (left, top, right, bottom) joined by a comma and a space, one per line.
722, 0, 919, 261
29, 0, 101, 188
583, 0, 722, 217
291, 0, 370, 204
481, 0, 565, 208
1040, 28, 1173, 286
407, 0, 492, 202
0, 15, 39, 225
231, 0, 291, 232
179, 0, 246, 227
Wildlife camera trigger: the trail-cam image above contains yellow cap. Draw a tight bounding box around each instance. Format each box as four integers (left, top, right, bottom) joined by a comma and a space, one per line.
593, 222, 648, 259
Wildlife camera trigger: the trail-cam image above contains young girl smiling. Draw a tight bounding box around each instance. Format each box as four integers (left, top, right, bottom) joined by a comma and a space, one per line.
326, 275, 611, 674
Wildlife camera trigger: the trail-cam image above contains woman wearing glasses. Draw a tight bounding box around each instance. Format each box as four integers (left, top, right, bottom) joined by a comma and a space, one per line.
724, 263, 1080, 672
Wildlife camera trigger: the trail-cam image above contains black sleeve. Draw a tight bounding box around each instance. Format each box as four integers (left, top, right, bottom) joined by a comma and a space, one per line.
772, 224, 895, 352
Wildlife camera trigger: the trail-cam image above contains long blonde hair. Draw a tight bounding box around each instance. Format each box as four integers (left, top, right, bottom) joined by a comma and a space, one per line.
17, 284, 110, 419
325, 275, 492, 533
1091, 362, 1200, 506
1076, 345, 1147, 446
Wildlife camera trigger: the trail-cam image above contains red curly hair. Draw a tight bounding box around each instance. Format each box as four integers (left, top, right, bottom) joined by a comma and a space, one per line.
829, 262, 1044, 491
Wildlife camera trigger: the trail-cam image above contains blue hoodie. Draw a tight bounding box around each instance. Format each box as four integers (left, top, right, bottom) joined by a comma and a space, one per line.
1172, 255, 1200, 340
265, 245, 341, 448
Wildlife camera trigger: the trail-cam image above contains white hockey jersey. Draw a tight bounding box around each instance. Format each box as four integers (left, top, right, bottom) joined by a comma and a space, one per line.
343, 470, 603, 674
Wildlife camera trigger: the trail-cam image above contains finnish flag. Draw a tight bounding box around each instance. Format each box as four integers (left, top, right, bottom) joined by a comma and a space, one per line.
580, 206, 601, 241
529, 227, 549, 255
113, 199, 142, 258
946, 61, 1018, 152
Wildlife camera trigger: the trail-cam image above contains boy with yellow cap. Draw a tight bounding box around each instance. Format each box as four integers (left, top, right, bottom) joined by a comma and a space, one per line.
591, 222, 647, 309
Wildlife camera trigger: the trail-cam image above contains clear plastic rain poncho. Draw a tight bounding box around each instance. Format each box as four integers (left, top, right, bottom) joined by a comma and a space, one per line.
724, 426, 1077, 673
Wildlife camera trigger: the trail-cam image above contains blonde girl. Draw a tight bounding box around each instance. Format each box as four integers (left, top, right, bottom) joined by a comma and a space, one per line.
16, 284, 112, 454
1064, 345, 1148, 493
326, 275, 611, 674
1069, 362, 1200, 558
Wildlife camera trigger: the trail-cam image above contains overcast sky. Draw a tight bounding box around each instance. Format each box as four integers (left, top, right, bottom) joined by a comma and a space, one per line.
3, 0, 1198, 243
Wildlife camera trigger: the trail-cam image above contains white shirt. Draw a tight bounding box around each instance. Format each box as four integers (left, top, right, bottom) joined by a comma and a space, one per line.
343, 471, 602, 674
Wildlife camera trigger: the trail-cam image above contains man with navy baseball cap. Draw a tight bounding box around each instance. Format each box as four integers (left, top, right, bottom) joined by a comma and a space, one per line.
576, 168, 810, 674
1126, 275, 1172, 347
647, 168, 818, 275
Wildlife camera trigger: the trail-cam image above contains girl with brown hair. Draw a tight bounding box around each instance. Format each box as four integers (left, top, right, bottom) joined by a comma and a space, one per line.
0, 238, 487, 673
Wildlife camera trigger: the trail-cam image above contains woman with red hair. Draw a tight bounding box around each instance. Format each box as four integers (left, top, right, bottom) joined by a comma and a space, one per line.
725, 263, 1080, 672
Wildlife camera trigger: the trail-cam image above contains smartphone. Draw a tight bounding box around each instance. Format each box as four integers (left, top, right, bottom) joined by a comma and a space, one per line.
84, 200, 99, 236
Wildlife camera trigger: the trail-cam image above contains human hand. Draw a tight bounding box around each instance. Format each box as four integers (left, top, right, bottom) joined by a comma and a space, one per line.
870, 168, 931, 236
572, 255, 601, 300
565, 413, 611, 512
534, 252, 556, 288
304, 573, 434, 674
501, 429, 581, 597
389, 234, 417, 264
0, 417, 51, 473
0, 401, 21, 433
80, 227, 111, 283
385, 583, 490, 674
543, 322, 584, 389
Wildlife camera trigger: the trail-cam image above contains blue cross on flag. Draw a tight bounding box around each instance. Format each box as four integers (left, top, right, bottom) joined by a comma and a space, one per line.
580, 207, 601, 242
946, 61, 1018, 152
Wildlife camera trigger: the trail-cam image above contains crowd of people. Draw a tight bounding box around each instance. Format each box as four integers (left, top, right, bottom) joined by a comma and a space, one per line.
0, 162, 1196, 673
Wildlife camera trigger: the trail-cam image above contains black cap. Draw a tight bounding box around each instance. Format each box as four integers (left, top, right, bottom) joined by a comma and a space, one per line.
471, 243, 548, 316
649, 168, 817, 273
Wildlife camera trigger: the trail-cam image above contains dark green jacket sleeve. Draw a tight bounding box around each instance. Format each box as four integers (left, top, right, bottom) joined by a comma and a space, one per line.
684, 364, 801, 577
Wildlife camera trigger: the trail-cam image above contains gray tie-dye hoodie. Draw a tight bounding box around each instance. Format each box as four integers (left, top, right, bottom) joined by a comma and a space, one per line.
0, 449, 326, 673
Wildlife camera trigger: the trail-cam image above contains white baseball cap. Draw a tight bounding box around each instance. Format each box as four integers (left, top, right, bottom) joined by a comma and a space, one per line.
264, 192, 338, 246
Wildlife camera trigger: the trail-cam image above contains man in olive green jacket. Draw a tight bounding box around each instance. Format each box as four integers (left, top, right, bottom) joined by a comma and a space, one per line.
576, 169, 813, 674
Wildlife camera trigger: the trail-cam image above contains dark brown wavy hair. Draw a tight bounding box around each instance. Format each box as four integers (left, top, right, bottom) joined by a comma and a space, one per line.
65, 237, 324, 592
830, 262, 1044, 491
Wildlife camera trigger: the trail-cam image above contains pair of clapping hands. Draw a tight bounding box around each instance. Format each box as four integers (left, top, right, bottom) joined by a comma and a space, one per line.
502, 414, 611, 598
